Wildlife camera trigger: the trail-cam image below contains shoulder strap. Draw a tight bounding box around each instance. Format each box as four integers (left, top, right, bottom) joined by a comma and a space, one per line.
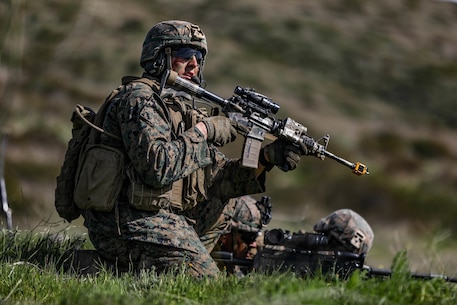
81, 76, 163, 145
122, 75, 160, 93
124, 75, 175, 131
87, 86, 123, 144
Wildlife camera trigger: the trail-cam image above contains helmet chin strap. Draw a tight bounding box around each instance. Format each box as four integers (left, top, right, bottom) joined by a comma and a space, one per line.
164, 47, 172, 70
159, 47, 173, 95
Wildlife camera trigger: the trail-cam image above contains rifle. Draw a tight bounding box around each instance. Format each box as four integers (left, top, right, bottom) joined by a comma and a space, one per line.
164, 70, 369, 175
363, 266, 457, 283
211, 229, 457, 283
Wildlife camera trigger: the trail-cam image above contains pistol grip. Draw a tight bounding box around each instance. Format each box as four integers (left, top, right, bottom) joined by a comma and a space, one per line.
241, 137, 262, 168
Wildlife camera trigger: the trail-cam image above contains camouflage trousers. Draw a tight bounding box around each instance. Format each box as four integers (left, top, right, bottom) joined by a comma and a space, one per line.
89, 231, 219, 277
189, 197, 237, 252
88, 198, 237, 278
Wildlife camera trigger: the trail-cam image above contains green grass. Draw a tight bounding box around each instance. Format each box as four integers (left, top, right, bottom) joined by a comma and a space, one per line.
1, 229, 456, 305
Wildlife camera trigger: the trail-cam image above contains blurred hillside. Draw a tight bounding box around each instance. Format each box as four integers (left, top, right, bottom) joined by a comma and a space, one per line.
2, 0, 457, 270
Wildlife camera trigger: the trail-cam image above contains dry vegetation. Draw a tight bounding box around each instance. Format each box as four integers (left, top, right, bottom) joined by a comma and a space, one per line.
1, 0, 457, 272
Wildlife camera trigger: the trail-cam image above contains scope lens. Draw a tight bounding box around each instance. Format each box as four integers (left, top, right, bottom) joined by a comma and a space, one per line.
264, 229, 284, 245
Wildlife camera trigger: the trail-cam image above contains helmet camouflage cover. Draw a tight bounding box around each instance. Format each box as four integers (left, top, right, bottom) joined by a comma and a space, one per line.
313, 209, 374, 255
140, 20, 207, 77
231, 196, 263, 233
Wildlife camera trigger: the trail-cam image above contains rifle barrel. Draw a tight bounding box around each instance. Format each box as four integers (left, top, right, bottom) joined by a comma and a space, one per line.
365, 266, 457, 283
323, 150, 369, 175
166, 70, 230, 109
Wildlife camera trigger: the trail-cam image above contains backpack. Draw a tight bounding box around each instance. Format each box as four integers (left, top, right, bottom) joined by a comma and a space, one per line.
54, 77, 158, 222
54, 87, 122, 222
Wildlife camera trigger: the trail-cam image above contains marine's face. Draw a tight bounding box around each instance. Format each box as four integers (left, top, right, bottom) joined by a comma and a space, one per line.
171, 47, 202, 82
219, 232, 258, 259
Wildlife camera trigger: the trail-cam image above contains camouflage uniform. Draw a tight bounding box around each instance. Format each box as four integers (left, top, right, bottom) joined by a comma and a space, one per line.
210, 195, 265, 253
209, 203, 374, 276
209, 195, 265, 275
82, 21, 267, 277
155, 87, 242, 254
194, 196, 237, 253
252, 209, 374, 278
230, 195, 264, 233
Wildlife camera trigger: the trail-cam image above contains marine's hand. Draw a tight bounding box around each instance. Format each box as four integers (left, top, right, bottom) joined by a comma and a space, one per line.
201, 116, 237, 146
262, 139, 308, 171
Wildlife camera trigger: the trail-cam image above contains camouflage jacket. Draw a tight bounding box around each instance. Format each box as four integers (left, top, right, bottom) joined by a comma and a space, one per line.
83, 75, 266, 244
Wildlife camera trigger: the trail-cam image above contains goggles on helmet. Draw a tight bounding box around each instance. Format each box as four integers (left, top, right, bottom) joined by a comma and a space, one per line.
172, 47, 203, 61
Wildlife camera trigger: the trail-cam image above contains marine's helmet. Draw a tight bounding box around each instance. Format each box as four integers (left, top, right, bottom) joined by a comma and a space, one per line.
231, 196, 263, 234
140, 20, 208, 81
313, 209, 374, 255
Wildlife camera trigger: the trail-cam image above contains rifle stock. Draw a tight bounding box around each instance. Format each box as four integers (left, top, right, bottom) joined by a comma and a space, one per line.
165, 70, 369, 175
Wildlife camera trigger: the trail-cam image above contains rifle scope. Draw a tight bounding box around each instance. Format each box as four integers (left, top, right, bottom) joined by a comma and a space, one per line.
234, 87, 280, 115
264, 228, 329, 250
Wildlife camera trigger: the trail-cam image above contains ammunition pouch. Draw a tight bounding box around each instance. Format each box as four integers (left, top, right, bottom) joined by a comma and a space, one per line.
74, 144, 126, 211
125, 166, 183, 212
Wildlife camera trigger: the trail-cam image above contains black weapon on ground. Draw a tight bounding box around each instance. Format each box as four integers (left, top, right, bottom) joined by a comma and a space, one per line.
256, 229, 364, 279
362, 266, 457, 283
264, 228, 329, 250
211, 229, 457, 283
212, 229, 365, 279
211, 249, 364, 280
165, 70, 369, 175
211, 251, 254, 268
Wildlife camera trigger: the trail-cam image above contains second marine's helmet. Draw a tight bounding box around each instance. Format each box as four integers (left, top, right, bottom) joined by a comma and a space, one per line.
231, 196, 264, 234
140, 20, 208, 82
313, 209, 374, 255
